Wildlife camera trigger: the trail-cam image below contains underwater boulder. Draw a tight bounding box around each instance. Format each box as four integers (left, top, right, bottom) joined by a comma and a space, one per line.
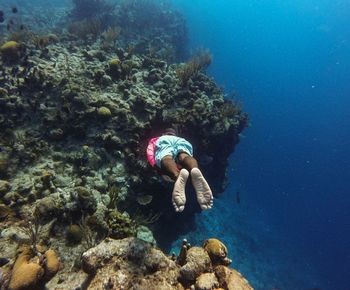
179, 246, 212, 284
195, 272, 219, 290
136, 225, 156, 244
75, 186, 97, 214
36, 194, 64, 220
214, 265, 253, 290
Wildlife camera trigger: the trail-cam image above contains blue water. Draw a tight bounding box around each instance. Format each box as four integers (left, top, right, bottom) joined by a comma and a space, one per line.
170, 1, 350, 289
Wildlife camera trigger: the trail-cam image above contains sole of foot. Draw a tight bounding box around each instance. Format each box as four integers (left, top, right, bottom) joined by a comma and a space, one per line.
191, 168, 213, 210
172, 168, 189, 212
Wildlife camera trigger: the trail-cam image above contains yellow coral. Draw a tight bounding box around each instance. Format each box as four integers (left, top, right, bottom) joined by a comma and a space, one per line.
203, 238, 231, 265
0, 41, 21, 61
44, 249, 60, 280
109, 58, 121, 67
9, 247, 45, 290
97, 106, 112, 118
8, 247, 60, 289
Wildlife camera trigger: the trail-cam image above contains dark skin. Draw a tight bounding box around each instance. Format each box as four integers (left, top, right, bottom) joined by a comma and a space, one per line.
160, 152, 198, 181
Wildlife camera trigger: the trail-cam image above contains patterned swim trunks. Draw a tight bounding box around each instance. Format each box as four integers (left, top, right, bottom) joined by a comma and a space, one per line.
154, 135, 193, 167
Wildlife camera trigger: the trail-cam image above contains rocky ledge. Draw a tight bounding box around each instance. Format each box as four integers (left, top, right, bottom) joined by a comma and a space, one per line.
46, 237, 253, 290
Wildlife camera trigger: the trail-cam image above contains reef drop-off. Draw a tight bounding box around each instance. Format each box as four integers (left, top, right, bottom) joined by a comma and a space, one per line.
0, 0, 249, 289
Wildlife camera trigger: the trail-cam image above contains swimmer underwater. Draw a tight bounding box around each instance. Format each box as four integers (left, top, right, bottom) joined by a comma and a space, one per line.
147, 128, 213, 212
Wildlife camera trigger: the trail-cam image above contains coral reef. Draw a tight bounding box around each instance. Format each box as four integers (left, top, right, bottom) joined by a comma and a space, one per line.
3, 246, 59, 290
0, 41, 22, 62
60, 237, 252, 289
203, 238, 232, 266
0, 1, 250, 288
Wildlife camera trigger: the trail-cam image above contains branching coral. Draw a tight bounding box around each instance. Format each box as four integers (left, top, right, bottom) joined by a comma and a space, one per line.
18, 208, 42, 254
176, 50, 212, 85
101, 26, 121, 47
105, 184, 121, 209
79, 215, 100, 250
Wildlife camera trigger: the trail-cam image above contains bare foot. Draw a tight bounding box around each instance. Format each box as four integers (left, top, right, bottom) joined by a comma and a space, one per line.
172, 169, 189, 212
191, 168, 213, 210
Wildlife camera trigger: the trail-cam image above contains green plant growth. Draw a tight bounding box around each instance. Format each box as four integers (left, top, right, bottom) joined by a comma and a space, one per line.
107, 210, 136, 239
106, 184, 120, 209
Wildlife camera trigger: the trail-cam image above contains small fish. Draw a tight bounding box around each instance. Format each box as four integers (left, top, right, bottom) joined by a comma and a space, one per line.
12, 6, 18, 14
20, 24, 24, 30
235, 190, 240, 204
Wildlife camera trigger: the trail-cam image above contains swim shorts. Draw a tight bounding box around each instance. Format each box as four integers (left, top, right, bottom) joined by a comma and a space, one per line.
154, 135, 193, 167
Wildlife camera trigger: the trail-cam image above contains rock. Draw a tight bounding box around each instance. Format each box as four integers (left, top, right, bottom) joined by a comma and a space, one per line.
214, 265, 254, 290
0, 204, 14, 220
46, 269, 89, 290
75, 186, 97, 214
13, 176, 33, 195
0, 237, 17, 260
179, 247, 212, 284
0, 180, 11, 196
81, 238, 179, 289
2, 191, 23, 205
36, 194, 63, 219
49, 128, 65, 140
1, 226, 30, 243
195, 272, 219, 290
136, 225, 156, 244
0, 87, 8, 97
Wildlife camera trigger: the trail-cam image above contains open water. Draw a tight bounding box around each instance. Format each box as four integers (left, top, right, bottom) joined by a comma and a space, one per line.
171, 1, 350, 289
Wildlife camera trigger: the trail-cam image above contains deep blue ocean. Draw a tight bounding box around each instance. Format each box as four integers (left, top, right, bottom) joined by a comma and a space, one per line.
170, 1, 350, 289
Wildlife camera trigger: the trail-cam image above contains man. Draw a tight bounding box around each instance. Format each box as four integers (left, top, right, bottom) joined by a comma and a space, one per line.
147, 128, 213, 212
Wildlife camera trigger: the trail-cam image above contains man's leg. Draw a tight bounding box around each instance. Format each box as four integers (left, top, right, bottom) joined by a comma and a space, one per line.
177, 152, 198, 171
178, 152, 213, 210
161, 156, 189, 212
161, 155, 180, 181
